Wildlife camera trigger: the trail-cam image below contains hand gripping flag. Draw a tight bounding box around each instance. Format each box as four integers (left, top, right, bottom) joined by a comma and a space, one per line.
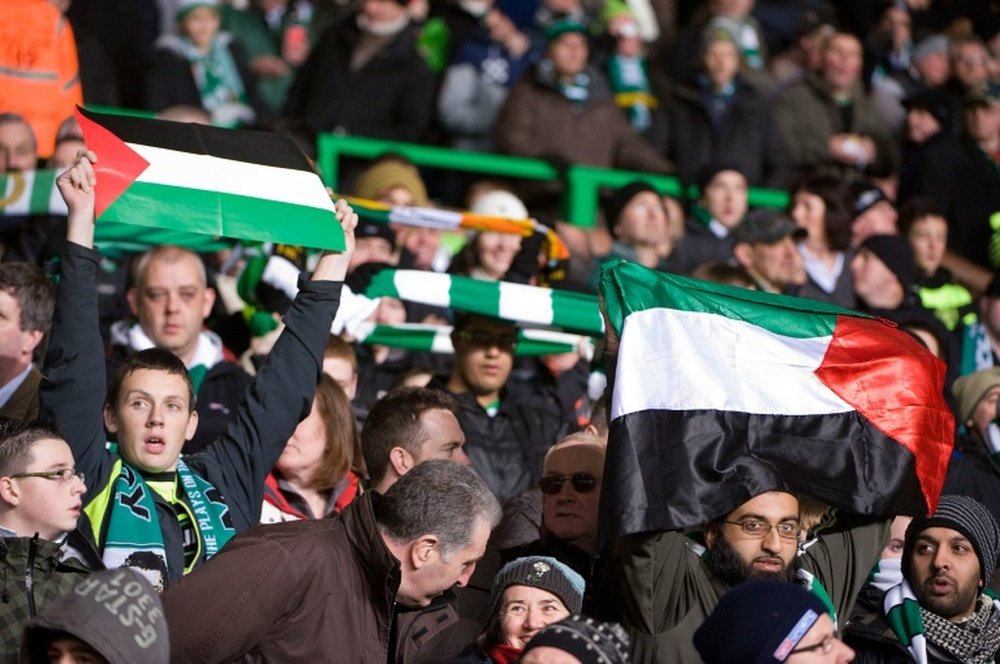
75, 107, 344, 251
598, 260, 954, 543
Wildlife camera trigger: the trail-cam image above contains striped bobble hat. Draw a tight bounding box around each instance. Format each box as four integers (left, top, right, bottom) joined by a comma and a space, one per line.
904, 495, 1000, 585
521, 615, 630, 664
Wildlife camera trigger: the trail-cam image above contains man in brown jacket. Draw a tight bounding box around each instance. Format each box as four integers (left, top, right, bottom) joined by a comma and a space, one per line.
0, 263, 53, 423
163, 460, 500, 663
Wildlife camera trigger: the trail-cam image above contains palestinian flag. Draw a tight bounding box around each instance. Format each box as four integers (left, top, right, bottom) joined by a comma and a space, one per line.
364, 268, 603, 336
75, 107, 344, 251
352, 321, 595, 357
598, 260, 954, 541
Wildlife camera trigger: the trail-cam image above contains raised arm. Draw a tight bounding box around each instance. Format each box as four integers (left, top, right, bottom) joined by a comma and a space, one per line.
41, 150, 114, 494
197, 201, 357, 529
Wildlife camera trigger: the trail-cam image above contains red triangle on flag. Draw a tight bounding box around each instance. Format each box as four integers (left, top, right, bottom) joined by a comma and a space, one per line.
74, 108, 150, 218
815, 315, 955, 514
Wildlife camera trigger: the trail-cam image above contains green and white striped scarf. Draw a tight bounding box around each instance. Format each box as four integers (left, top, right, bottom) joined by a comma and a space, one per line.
883, 579, 1000, 664
364, 269, 603, 336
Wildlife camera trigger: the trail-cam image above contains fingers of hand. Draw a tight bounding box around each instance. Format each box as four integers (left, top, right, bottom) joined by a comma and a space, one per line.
334, 199, 359, 233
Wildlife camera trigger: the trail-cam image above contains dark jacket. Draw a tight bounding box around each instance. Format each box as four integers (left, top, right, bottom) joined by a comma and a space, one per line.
666, 79, 790, 189
432, 380, 574, 504
143, 34, 263, 120
284, 15, 434, 142
494, 61, 672, 211
775, 73, 899, 181
163, 492, 469, 663
843, 610, 917, 663
40, 241, 342, 589
0, 536, 92, 663
614, 516, 889, 663
917, 133, 1000, 270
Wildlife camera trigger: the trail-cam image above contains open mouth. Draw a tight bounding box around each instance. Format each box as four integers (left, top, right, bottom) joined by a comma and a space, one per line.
144, 437, 166, 454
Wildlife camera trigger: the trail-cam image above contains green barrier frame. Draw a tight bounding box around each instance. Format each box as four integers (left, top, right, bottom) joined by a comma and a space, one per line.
317, 133, 790, 228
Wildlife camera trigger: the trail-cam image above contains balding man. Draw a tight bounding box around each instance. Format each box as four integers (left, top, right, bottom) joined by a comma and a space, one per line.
111, 245, 251, 453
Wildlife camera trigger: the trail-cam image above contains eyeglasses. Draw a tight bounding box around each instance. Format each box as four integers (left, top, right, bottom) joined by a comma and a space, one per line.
456, 330, 518, 351
790, 635, 836, 655
720, 519, 801, 540
539, 473, 600, 495
10, 468, 85, 484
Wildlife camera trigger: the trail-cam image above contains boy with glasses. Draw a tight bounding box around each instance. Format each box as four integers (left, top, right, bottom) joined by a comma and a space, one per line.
0, 421, 94, 660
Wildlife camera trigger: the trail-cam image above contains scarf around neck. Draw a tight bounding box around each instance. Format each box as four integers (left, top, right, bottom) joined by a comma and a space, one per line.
84, 458, 236, 592
884, 579, 1000, 664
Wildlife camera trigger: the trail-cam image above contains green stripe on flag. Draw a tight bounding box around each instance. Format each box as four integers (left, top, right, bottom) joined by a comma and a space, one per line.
29, 169, 56, 215
104, 182, 343, 250
601, 260, 867, 339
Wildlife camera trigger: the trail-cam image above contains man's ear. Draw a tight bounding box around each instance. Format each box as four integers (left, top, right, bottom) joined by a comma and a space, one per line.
410, 535, 439, 570
126, 287, 139, 317
704, 523, 718, 549
0, 477, 20, 506
732, 243, 753, 270
103, 403, 119, 434
185, 409, 199, 442
21, 329, 43, 358
201, 287, 217, 320
389, 446, 415, 477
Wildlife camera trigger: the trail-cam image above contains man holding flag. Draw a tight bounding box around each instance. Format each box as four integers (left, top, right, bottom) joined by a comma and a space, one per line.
596, 260, 955, 662
42, 145, 356, 592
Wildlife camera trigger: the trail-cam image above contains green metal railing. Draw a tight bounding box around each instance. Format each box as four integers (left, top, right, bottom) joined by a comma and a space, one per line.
316, 133, 790, 227
82, 109, 792, 227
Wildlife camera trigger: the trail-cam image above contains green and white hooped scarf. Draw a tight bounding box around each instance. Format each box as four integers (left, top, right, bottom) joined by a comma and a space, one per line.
884, 579, 1000, 664
84, 458, 236, 592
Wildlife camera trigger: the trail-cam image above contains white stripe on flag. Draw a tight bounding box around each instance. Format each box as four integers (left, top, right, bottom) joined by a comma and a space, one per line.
611, 308, 853, 419
498, 281, 553, 323
129, 144, 334, 211
391, 271, 451, 307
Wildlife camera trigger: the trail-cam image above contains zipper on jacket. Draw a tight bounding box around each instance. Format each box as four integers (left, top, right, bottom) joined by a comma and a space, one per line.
26, 533, 38, 617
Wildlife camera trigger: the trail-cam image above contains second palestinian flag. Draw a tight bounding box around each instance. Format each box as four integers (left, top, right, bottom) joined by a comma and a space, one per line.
599, 260, 954, 540
75, 107, 344, 251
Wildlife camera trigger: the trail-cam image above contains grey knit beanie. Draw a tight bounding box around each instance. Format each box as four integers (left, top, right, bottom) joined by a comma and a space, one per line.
904, 495, 1000, 585
489, 556, 585, 615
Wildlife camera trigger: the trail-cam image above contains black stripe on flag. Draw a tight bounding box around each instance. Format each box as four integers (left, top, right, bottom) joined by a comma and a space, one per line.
78, 107, 315, 172
598, 408, 925, 545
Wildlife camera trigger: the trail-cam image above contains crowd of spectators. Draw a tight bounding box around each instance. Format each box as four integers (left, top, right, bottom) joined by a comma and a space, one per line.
3, 0, 1000, 662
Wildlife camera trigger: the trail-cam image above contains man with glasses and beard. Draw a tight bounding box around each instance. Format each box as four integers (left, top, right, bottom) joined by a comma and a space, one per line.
613, 488, 888, 662
845, 495, 1000, 663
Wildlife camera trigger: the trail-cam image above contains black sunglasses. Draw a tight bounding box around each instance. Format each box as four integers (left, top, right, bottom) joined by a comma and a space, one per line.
538, 472, 601, 495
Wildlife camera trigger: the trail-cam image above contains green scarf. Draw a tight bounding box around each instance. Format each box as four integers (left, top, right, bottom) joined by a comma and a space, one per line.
84, 458, 236, 592
607, 54, 655, 133
884, 579, 1000, 664
176, 35, 248, 121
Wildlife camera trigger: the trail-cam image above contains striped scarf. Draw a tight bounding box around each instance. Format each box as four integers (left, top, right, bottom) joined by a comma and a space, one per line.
883, 579, 1000, 664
